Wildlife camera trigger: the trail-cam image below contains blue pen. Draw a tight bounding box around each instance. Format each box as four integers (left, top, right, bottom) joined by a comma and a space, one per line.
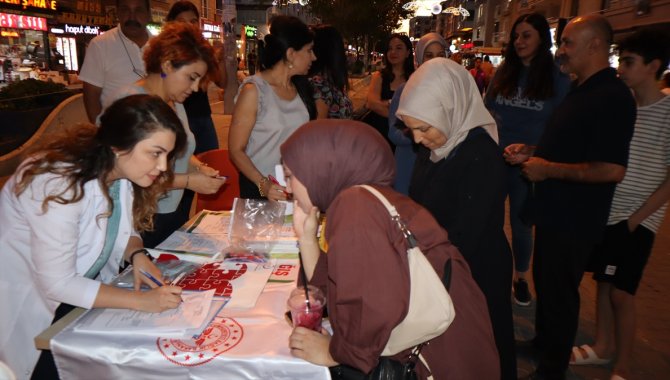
140, 269, 184, 302
139, 269, 164, 287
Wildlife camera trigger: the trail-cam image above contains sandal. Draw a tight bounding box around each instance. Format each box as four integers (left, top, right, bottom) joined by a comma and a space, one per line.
569, 344, 611, 366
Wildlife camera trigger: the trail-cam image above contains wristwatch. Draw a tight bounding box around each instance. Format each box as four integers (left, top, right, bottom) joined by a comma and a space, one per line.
127, 248, 152, 265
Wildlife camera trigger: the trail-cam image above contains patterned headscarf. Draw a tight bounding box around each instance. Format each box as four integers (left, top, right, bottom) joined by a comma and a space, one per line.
396, 58, 498, 162
280, 119, 395, 211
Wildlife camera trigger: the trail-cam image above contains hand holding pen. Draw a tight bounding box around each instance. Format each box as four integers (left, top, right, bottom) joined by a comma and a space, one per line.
139, 269, 184, 304
268, 174, 291, 200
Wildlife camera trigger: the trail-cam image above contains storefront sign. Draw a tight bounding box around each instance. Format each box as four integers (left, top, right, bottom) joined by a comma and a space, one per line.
0, 12, 47, 30
244, 25, 257, 38
63, 23, 99, 35
202, 21, 221, 33
1, 29, 19, 37
0, 0, 57, 11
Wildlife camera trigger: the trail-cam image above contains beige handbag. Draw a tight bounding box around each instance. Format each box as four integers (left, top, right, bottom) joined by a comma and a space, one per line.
359, 185, 455, 356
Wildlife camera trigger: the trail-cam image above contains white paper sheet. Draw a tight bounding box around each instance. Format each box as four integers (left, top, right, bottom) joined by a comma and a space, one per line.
74, 290, 216, 337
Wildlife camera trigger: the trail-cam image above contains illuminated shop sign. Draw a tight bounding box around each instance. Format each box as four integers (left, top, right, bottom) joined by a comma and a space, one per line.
63, 23, 99, 35
202, 21, 221, 34
244, 25, 257, 38
0, 12, 47, 30
1, 29, 19, 37
0, 0, 57, 11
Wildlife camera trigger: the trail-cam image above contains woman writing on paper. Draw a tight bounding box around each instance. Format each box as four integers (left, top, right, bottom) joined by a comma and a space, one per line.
0, 95, 185, 379
283, 120, 499, 379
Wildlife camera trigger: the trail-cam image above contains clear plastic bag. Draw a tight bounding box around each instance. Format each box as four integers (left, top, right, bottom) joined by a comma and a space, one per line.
229, 198, 287, 252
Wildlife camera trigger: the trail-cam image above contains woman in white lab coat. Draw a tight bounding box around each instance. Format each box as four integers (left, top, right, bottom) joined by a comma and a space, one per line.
0, 95, 186, 379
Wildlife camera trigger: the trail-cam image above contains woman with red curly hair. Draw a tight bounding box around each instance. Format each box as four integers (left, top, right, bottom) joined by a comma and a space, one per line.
108, 22, 226, 247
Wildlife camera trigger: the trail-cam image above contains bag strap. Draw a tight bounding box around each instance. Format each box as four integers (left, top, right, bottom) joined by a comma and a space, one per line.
358, 185, 417, 248
359, 185, 453, 291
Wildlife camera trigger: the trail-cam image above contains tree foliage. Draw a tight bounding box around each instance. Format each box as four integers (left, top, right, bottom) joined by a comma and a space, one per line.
307, 0, 410, 42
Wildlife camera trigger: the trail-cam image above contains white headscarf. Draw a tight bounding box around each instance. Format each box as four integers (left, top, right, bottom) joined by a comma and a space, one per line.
396, 58, 498, 162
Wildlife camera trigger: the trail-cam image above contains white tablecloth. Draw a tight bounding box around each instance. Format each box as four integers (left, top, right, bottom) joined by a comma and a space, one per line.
51, 281, 330, 379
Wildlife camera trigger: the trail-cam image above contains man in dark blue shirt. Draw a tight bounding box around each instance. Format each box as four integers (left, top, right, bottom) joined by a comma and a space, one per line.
504, 15, 636, 380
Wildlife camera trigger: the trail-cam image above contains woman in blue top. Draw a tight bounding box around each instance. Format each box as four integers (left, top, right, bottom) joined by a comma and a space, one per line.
484, 13, 571, 306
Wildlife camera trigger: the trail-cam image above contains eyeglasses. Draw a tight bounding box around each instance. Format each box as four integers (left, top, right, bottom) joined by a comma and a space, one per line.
120, 34, 146, 79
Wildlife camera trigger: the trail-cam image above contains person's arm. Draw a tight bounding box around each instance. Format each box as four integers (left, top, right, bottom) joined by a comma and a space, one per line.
387, 87, 411, 146
315, 99, 329, 119
292, 204, 321, 280
503, 143, 535, 165
160, 159, 224, 195
628, 167, 670, 230
311, 77, 330, 119
366, 72, 389, 117
229, 83, 287, 200
522, 158, 626, 183
83, 82, 103, 123
22, 176, 181, 313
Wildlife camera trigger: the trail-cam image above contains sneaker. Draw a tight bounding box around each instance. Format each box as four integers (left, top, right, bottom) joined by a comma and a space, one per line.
514, 279, 532, 306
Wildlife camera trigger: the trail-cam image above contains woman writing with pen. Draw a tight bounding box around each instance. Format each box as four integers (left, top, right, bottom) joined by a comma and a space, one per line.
0, 95, 185, 379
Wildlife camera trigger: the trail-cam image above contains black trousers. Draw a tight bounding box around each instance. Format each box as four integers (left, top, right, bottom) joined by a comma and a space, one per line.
141, 190, 194, 249
533, 227, 595, 380
239, 173, 263, 200
31, 303, 75, 380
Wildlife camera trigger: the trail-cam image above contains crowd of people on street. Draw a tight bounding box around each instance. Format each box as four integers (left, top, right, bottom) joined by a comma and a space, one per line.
0, 2, 669, 379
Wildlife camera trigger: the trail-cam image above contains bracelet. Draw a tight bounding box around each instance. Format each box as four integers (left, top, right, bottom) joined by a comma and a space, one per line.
185, 174, 190, 189
127, 248, 151, 265
257, 176, 270, 197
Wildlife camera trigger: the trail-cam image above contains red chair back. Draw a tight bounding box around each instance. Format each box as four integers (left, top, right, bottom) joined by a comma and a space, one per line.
195, 149, 240, 212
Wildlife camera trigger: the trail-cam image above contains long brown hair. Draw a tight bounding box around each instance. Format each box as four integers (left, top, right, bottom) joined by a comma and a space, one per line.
15, 95, 186, 232
487, 13, 556, 101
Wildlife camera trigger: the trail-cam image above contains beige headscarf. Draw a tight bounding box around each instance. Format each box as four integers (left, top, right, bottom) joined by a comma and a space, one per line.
396, 57, 498, 162
415, 32, 448, 66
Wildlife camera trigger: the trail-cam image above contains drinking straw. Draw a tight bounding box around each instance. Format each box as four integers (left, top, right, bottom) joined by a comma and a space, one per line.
298, 250, 312, 311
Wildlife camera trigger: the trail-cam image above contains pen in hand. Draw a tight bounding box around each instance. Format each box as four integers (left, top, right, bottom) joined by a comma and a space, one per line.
267, 175, 290, 198
140, 269, 183, 303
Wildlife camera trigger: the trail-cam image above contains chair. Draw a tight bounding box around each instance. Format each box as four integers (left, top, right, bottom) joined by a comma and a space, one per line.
1, 93, 86, 187
194, 149, 240, 212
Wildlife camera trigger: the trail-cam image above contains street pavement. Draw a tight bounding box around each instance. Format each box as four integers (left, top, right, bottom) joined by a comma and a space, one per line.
210, 75, 669, 380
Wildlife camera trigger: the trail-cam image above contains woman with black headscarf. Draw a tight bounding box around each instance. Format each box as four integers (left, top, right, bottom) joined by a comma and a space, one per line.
282, 119, 499, 379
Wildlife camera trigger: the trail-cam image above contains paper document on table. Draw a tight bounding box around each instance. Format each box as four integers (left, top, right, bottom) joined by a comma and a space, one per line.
74, 289, 216, 337
156, 230, 229, 256
186, 210, 232, 235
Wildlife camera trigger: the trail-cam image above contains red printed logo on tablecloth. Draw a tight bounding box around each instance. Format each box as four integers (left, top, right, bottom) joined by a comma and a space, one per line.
176, 262, 248, 297
157, 317, 243, 366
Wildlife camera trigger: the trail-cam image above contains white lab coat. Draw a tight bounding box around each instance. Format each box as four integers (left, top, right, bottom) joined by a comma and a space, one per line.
0, 168, 137, 379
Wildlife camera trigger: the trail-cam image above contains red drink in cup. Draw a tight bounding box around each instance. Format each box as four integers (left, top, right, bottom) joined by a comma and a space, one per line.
287, 285, 326, 331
